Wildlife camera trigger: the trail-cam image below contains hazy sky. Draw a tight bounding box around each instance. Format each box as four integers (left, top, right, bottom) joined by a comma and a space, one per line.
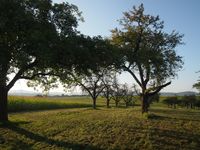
11, 0, 200, 93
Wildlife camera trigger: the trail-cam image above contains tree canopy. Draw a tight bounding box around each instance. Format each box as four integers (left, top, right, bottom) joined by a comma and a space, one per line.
193, 78, 200, 93
0, 0, 82, 121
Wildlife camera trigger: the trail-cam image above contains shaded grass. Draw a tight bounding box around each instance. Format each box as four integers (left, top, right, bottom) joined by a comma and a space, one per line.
0, 105, 200, 149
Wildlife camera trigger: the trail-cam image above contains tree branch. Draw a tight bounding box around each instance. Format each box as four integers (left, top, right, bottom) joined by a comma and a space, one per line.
20, 72, 60, 80
123, 65, 142, 87
137, 62, 145, 88
6, 61, 37, 91
148, 81, 171, 96
144, 65, 150, 86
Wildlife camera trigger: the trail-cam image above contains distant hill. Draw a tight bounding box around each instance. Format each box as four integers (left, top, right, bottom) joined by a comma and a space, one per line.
8, 90, 65, 96
9, 90, 198, 97
160, 91, 198, 96
8, 90, 41, 96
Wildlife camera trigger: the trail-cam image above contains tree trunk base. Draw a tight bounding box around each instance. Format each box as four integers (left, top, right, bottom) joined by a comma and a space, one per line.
0, 86, 8, 121
141, 95, 149, 114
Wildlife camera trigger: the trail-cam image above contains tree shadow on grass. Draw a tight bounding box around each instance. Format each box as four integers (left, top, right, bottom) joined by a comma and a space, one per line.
1, 121, 100, 150
151, 128, 200, 149
8, 103, 96, 113
150, 108, 200, 121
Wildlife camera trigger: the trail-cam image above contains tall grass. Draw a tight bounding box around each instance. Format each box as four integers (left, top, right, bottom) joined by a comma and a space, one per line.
8, 96, 93, 112
7, 96, 139, 112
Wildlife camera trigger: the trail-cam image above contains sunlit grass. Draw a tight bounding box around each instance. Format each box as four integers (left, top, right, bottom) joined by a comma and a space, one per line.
8, 96, 98, 112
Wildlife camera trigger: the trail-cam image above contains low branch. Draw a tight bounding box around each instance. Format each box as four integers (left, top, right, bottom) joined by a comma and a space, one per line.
79, 82, 94, 98
20, 72, 60, 80
144, 65, 150, 86
123, 65, 142, 87
137, 62, 145, 87
148, 81, 171, 96
6, 61, 37, 91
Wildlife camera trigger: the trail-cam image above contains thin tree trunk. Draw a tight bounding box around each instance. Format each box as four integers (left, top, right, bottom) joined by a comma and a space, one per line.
115, 100, 119, 107
125, 102, 129, 108
106, 98, 110, 108
0, 85, 8, 121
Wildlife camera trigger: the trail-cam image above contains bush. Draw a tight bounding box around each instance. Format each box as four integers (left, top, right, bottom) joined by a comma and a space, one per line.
180, 95, 197, 109
163, 96, 178, 108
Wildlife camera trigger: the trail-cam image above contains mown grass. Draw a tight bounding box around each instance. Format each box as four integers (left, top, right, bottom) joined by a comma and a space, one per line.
0, 96, 199, 149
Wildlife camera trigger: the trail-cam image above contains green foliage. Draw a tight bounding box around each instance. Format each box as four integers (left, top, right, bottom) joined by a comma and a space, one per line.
110, 4, 184, 113
0, 0, 82, 91
121, 83, 135, 107
163, 96, 178, 108
0, 0, 85, 120
193, 81, 200, 93
149, 93, 160, 103
163, 95, 200, 109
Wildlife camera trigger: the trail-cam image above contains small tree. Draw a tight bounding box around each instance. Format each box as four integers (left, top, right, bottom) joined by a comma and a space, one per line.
110, 76, 122, 107
102, 71, 115, 108
193, 77, 200, 93
62, 69, 106, 109
121, 84, 135, 107
181, 95, 196, 109
163, 96, 178, 108
111, 4, 183, 113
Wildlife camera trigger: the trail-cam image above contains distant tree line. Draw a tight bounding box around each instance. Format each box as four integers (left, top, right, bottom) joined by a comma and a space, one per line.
163, 95, 200, 109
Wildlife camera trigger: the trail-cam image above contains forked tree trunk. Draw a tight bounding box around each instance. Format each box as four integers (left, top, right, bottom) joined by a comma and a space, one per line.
0, 85, 8, 121
141, 94, 149, 113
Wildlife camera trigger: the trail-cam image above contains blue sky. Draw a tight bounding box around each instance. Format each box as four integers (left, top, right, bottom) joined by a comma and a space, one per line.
11, 0, 200, 93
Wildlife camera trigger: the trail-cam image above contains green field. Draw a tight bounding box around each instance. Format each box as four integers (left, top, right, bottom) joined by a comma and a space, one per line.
0, 96, 200, 150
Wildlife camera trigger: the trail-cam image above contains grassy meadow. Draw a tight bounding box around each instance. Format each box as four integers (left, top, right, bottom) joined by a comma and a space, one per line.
0, 96, 200, 149
7, 96, 102, 112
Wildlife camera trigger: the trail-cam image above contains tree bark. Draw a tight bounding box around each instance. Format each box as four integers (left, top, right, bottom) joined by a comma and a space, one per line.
93, 98, 96, 109
141, 94, 149, 113
106, 98, 110, 108
125, 101, 129, 108
115, 101, 119, 107
0, 85, 8, 121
